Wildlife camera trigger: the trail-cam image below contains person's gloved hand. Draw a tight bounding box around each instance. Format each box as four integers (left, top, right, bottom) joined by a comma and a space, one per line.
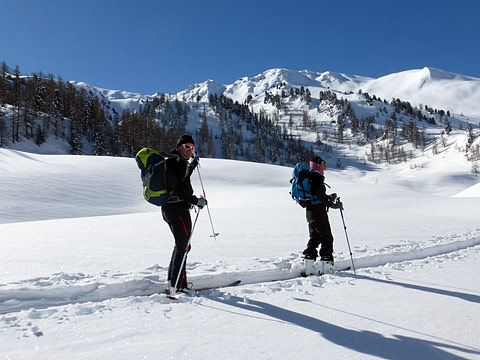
328, 193, 337, 202
196, 196, 207, 209
190, 156, 200, 169
329, 199, 343, 210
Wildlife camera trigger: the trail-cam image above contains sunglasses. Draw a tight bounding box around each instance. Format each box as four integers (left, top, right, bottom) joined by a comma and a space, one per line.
182, 143, 195, 150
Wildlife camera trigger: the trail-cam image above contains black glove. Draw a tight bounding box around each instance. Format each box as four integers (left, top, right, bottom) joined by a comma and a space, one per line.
328, 193, 337, 202
329, 199, 343, 210
190, 156, 200, 169
196, 196, 207, 209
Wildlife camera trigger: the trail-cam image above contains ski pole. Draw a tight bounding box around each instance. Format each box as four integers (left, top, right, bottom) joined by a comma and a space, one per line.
338, 200, 356, 277
172, 208, 201, 292
195, 159, 219, 240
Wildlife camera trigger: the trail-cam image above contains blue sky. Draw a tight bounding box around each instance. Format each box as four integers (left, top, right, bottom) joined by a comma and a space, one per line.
1, 0, 479, 95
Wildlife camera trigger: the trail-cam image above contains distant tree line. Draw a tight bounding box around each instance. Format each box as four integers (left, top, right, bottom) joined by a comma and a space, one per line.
1, 61, 477, 170
208, 94, 314, 165
0, 62, 188, 156
264, 85, 312, 109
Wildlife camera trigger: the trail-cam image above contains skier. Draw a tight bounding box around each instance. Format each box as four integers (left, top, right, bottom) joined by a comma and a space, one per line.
301, 156, 343, 275
162, 134, 207, 294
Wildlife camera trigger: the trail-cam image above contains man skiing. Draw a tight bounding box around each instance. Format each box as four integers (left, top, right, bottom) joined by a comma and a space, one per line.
162, 134, 207, 294
301, 156, 343, 275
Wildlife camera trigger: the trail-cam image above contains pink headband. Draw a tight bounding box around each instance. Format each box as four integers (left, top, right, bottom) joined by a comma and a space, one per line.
309, 161, 325, 174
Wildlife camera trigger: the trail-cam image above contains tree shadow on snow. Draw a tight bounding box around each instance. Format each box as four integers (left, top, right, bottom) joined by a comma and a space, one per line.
214, 296, 480, 360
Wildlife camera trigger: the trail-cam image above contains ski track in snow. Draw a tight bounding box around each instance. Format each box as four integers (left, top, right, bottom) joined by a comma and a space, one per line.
1, 231, 479, 319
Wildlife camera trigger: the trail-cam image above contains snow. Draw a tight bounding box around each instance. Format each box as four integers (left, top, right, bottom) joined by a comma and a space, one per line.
69, 81, 153, 115
1, 148, 479, 359
176, 80, 227, 103
173, 67, 480, 120
362, 67, 480, 118
57, 67, 480, 161
454, 181, 480, 197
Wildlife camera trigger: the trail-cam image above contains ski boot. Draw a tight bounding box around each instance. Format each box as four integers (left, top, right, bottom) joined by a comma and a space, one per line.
301, 255, 317, 277
176, 286, 194, 296
319, 256, 334, 275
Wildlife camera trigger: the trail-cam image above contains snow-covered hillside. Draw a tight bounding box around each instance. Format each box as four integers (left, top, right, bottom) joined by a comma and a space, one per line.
69, 80, 155, 115
2, 66, 479, 179
174, 67, 480, 119
362, 67, 480, 120
75, 66, 478, 176
176, 68, 372, 104
1, 149, 479, 359
63, 67, 480, 138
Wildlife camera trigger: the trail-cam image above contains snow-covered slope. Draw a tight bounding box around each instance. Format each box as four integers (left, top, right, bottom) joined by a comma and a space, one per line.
219, 68, 372, 104
80, 66, 480, 120
362, 67, 480, 118
70, 80, 150, 115
4, 65, 479, 188
1, 149, 479, 359
173, 67, 480, 118
177, 79, 227, 103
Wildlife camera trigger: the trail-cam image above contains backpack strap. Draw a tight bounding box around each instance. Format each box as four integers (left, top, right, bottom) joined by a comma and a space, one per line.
163, 152, 192, 204
297, 169, 311, 201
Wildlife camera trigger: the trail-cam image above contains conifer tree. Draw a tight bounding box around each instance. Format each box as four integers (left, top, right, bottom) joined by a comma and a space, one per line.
466, 123, 475, 150
207, 131, 215, 157
444, 119, 452, 135
472, 161, 479, 177
0, 110, 7, 146
12, 66, 21, 143
35, 124, 45, 145
337, 117, 344, 143
253, 137, 264, 162
432, 138, 438, 155
0, 62, 7, 107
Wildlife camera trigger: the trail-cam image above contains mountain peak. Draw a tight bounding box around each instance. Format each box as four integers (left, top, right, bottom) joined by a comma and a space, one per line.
176, 79, 226, 102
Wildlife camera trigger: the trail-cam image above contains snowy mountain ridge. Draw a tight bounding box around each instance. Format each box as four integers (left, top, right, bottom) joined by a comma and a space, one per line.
64, 66, 480, 120
173, 66, 480, 119
2, 64, 479, 174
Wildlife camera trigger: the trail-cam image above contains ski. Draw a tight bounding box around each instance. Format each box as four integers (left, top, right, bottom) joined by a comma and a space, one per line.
165, 280, 241, 300
301, 261, 351, 277
194, 280, 241, 292
165, 287, 179, 300
302, 267, 351, 277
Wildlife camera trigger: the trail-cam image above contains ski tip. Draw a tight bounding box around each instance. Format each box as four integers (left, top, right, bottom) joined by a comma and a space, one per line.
194, 280, 241, 292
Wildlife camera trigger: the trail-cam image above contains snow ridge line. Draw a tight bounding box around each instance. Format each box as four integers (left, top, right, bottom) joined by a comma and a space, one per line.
343, 236, 480, 271
0, 237, 479, 315
0, 279, 164, 315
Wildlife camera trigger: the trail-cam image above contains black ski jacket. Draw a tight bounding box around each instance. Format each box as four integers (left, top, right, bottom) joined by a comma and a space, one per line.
164, 150, 198, 206
308, 170, 333, 209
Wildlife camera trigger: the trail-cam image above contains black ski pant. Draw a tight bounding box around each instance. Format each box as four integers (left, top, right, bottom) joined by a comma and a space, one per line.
303, 205, 334, 261
162, 202, 192, 290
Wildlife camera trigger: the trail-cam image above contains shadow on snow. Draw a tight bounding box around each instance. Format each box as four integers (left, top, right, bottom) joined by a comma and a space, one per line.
212, 295, 480, 360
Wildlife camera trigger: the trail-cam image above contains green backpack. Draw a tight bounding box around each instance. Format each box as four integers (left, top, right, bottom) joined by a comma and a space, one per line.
135, 148, 170, 206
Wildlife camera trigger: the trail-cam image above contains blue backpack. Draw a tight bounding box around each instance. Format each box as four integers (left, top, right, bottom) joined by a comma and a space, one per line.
290, 163, 322, 207
135, 148, 170, 206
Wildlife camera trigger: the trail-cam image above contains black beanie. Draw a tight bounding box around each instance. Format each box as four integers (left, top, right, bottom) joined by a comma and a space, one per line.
311, 156, 325, 164
175, 134, 195, 149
